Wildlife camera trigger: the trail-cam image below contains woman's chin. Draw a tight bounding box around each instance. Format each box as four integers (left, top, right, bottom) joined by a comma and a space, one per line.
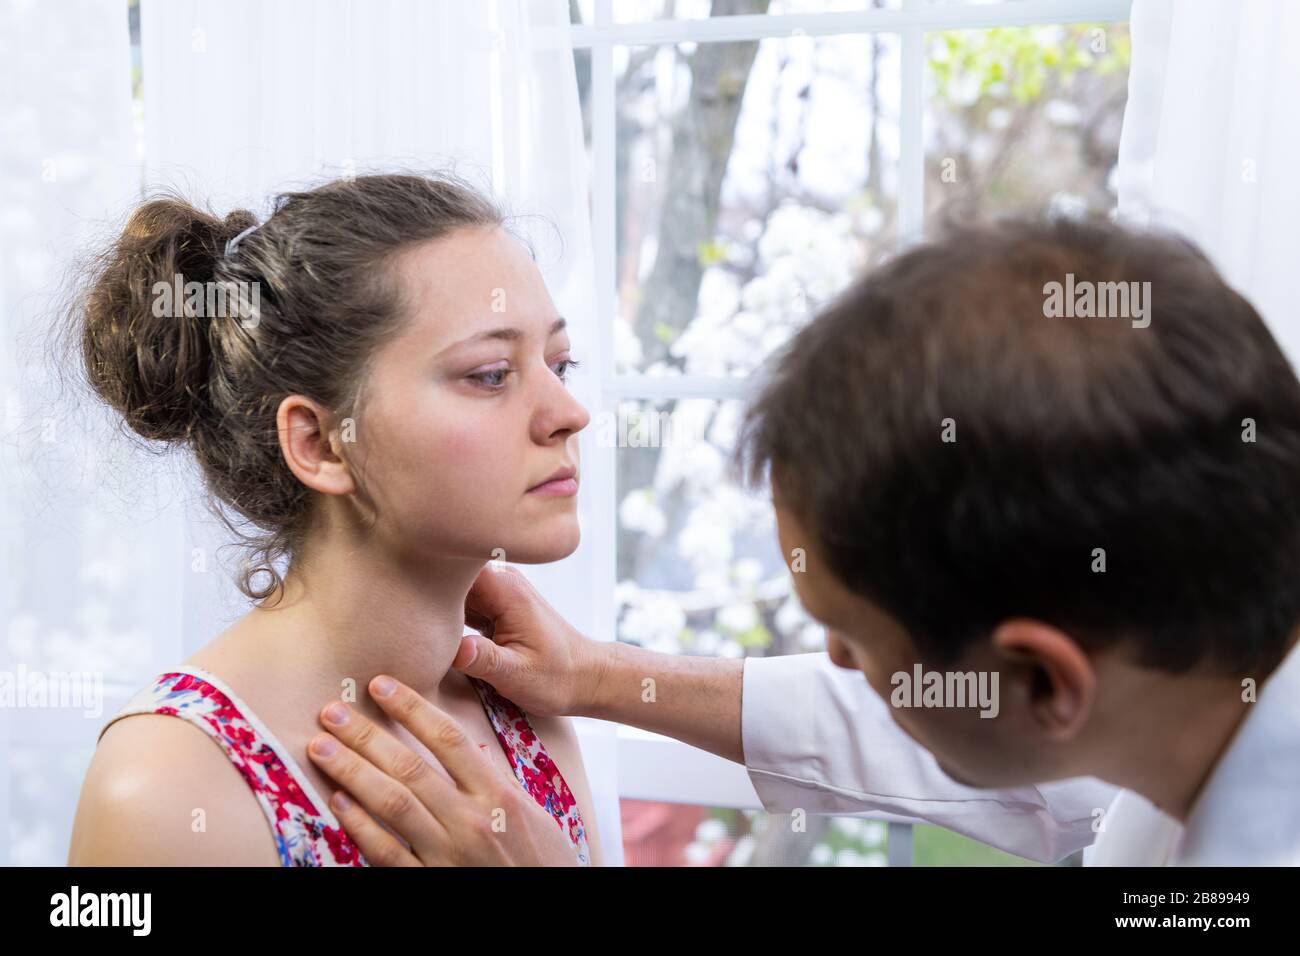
498, 518, 581, 564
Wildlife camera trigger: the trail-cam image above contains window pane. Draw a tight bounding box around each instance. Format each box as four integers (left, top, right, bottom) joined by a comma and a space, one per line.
611, 33, 900, 375
573, 46, 593, 214
620, 801, 1068, 865
621, 800, 893, 866
912, 823, 1069, 866
923, 22, 1132, 226
614, 398, 822, 656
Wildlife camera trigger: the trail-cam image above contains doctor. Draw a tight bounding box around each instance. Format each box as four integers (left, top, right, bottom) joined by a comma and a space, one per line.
305, 216, 1300, 866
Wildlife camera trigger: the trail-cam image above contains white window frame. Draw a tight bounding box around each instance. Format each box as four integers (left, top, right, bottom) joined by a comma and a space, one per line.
571, 0, 1133, 860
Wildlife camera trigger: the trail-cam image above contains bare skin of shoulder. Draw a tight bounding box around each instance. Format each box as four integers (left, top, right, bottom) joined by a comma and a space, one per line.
68, 714, 284, 866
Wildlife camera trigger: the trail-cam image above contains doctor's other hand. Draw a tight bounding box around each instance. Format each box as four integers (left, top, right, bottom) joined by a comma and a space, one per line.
454, 563, 608, 718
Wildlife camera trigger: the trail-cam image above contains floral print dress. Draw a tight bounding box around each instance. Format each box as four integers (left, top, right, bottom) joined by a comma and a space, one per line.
97, 665, 590, 866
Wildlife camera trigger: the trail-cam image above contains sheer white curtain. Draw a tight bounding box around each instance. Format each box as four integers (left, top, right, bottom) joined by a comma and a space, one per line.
0, 0, 619, 865
1, 0, 148, 866
1117, 0, 1300, 361
136, 0, 621, 862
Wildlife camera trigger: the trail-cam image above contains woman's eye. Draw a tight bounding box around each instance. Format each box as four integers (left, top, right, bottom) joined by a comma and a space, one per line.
553, 358, 582, 381
469, 367, 511, 389
468, 357, 579, 390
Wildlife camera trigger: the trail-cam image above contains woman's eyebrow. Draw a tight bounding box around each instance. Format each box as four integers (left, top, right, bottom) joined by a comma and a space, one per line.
436, 317, 567, 356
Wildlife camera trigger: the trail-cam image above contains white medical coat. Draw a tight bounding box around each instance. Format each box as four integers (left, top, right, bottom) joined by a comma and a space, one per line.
740, 640, 1300, 865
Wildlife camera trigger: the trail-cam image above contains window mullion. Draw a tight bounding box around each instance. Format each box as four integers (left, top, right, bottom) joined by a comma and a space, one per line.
900, 0, 925, 245
592, 0, 619, 649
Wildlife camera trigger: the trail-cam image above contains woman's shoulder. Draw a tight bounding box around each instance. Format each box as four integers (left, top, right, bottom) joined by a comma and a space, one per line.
68, 711, 282, 866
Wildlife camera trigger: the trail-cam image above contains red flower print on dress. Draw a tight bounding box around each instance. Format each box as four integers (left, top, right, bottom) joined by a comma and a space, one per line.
96, 667, 591, 866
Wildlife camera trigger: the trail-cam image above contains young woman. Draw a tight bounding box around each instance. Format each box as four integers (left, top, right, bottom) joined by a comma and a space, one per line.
64, 172, 603, 866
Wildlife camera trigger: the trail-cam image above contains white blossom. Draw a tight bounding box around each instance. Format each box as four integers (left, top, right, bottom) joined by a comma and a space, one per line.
619, 488, 666, 538
619, 594, 685, 649
613, 318, 643, 372
717, 638, 745, 659
717, 602, 758, 634
733, 558, 763, 587
1045, 99, 1082, 126
696, 818, 728, 843
775, 594, 811, 636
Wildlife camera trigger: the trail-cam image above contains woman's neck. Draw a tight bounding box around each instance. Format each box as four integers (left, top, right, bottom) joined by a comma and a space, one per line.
212, 538, 487, 728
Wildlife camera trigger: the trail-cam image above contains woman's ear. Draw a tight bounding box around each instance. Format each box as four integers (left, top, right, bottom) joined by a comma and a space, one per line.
277, 394, 356, 496
990, 618, 1097, 743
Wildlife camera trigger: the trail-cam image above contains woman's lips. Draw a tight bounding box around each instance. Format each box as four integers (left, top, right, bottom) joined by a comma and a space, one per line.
526, 476, 578, 497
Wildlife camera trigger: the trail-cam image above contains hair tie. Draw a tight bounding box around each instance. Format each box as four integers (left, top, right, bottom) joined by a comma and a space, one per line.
225, 223, 260, 258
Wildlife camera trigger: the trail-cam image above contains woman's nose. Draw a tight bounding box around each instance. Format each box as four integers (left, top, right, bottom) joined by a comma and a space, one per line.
535, 368, 590, 439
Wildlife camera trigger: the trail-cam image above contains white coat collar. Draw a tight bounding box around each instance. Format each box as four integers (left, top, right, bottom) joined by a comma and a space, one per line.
1174, 637, 1300, 864
1086, 637, 1300, 865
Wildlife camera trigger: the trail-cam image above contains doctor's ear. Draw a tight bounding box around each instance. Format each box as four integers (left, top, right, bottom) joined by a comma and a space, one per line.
990, 619, 1097, 742
277, 394, 357, 497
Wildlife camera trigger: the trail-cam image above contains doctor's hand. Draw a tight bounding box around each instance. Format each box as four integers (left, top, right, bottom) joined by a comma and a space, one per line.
453, 563, 608, 717
308, 675, 580, 866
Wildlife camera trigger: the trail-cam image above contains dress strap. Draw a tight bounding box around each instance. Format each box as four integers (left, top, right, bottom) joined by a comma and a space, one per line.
99, 667, 365, 867
469, 677, 591, 865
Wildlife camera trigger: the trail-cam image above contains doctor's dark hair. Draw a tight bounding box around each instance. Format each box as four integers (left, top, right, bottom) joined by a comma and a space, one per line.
736, 214, 1300, 678
63, 171, 507, 603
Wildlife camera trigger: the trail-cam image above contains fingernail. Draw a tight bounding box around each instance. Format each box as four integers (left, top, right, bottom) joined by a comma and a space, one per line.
372, 676, 396, 698
332, 791, 352, 811
311, 735, 338, 757
323, 702, 349, 725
